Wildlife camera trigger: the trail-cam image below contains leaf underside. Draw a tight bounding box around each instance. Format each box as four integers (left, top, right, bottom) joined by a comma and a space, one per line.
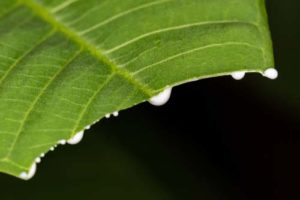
0, 0, 274, 179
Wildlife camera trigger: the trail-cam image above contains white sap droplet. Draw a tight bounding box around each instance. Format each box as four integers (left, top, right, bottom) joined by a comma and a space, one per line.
85, 125, 91, 130
149, 88, 172, 106
50, 147, 55, 151
113, 111, 119, 117
231, 71, 246, 80
40, 153, 45, 157
19, 163, 37, 180
59, 140, 66, 145
105, 114, 111, 118
67, 131, 84, 145
35, 157, 41, 163
263, 68, 278, 79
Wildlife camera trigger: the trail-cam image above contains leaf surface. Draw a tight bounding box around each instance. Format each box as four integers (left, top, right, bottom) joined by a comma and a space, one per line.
0, 0, 274, 179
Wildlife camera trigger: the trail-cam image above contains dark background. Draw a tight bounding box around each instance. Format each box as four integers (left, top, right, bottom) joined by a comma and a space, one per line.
0, 1, 299, 199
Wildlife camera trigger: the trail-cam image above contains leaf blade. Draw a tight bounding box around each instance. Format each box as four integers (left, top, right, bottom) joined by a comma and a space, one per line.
0, 0, 274, 178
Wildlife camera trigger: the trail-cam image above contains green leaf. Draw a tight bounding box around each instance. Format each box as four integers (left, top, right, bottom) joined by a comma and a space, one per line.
0, 0, 274, 179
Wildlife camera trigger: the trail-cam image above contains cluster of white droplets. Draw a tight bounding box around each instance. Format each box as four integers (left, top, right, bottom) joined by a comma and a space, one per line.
18, 112, 122, 180
19, 126, 91, 180
19, 68, 278, 180
231, 68, 278, 80
105, 111, 119, 119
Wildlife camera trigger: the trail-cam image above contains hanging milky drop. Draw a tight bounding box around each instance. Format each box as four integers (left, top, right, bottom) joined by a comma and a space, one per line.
231, 71, 246, 80
149, 87, 172, 106
113, 111, 119, 117
59, 140, 66, 145
67, 131, 84, 145
35, 157, 41, 163
263, 68, 278, 79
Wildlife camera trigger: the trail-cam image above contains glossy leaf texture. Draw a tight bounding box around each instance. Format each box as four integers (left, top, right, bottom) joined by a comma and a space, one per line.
0, 0, 274, 179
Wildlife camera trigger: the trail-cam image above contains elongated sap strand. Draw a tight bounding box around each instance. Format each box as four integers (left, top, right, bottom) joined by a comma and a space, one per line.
149, 88, 172, 106
231, 72, 246, 80
67, 131, 84, 145
263, 68, 278, 79
19, 163, 37, 180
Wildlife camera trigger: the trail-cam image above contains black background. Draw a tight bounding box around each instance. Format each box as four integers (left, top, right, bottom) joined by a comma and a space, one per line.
0, 1, 299, 199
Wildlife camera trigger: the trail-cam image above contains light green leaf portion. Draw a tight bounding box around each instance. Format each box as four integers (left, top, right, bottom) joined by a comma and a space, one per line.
0, 0, 274, 179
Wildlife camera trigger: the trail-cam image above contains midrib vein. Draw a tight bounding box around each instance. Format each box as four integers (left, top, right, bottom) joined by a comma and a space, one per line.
20, 0, 154, 97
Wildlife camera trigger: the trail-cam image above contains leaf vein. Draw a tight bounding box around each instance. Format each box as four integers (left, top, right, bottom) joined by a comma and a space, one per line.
70, 74, 115, 136
133, 42, 263, 75
105, 20, 261, 54
0, 29, 55, 87
79, 0, 172, 35
21, 0, 155, 98
3, 48, 83, 160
